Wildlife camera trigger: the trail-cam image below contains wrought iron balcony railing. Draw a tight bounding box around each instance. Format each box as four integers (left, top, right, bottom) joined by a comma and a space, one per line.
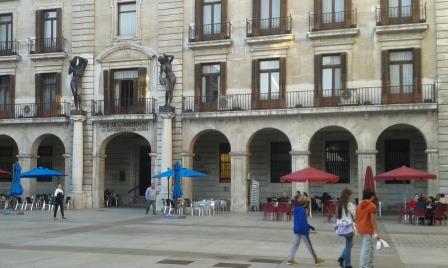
182, 84, 436, 113
188, 21, 231, 42
309, 10, 357, 32
376, 4, 426, 25
0, 41, 19, 56
29, 37, 65, 54
91, 98, 156, 116
0, 102, 70, 119
246, 15, 292, 37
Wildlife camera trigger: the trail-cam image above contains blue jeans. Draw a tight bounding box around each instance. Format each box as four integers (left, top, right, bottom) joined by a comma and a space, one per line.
288, 234, 318, 261
359, 235, 374, 268
340, 234, 354, 267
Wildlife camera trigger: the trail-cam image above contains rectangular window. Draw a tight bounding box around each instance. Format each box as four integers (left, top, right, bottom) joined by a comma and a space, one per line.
0, 14, 12, 53
260, 0, 281, 29
37, 146, 53, 182
389, 0, 412, 18
0, 147, 13, 182
385, 139, 410, 184
259, 59, 280, 100
0, 76, 11, 108
389, 50, 414, 94
322, 0, 345, 23
41, 74, 57, 108
203, 0, 222, 35
322, 55, 342, 97
118, 2, 137, 36
113, 69, 138, 110
270, 142, 291, 183
201, 64, 221, 103
43, 10, 58, 49
325, 141, 350, 183
219, 143, 230, 183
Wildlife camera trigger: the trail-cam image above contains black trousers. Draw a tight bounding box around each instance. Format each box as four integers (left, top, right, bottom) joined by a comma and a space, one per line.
54, 201, 64, 218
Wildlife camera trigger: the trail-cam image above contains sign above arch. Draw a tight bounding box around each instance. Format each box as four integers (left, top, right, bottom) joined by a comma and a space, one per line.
96, 43, 159, 63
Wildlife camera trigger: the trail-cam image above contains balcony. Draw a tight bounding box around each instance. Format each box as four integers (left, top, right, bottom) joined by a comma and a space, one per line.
182, 84, 436, 113
0, 41, 19, 56
376, 4, 426, 26
29, 37, 65, 54
246, 15, 292, 37
91, 98, 156, 116
0, 102, 70, 119
188, 21, 231, 42
309, 10, 357, 33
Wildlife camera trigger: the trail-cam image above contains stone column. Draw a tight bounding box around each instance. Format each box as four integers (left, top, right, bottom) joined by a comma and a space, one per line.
62, 154, 71, 193
426, 149, 439, 196
17, 154, 37, 197
148, 152, 158, 180
71, 114, 87, 209
181, 152, 195, 199
157, 111, 175, 208
92, 154, 107, 208
230, 152, 249, 212
290, 151, 310, 196
357, 150, 377, 202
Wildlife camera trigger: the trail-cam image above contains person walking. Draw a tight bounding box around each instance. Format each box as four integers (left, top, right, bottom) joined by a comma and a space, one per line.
336, 189, 356, 268
53, 184, 66, 220
287, 195, 325, 266
145, 183, 158, 215
356, 189, 380, 268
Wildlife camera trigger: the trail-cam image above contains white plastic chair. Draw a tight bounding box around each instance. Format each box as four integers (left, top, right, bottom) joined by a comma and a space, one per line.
14, 197, 25, 211
191, 202, 202, 216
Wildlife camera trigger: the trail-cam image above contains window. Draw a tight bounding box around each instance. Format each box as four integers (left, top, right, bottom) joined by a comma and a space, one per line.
385, 139, 410, 184
114, 69, 138, 108
270, 142, 291, 183
118, 2, 137, 36
0, 76, 11, 107
35, 73, 61, 117
203, 0, 222, 35
0, 147, 13, 182
259, 60, 280, 100
250, 0, 288, 36
322, 55, 342, 97
260, 0, 281, 29
322, 0, 345, 23
35, 9, 62, 53
219, 143, 230, 183
0, 14, 12, 53
37, 146, 53, 182
42, 74, 57, 106
389, 0, 412, 19
201, 64, 221, 102
325, 141, 350, 183
389, 50, 414, 94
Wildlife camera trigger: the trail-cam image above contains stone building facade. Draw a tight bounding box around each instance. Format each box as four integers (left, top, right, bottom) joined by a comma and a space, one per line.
0, 0, 441, 212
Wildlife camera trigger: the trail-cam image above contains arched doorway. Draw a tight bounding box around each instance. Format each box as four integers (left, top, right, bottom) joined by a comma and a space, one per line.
0, 135, 19, 193
376, 124, 427, 206
32, 134, 66, 194
309, 126, 358, 199
103, 132, 151, 206
248, 128, 292, 203
192, 130, 231, 200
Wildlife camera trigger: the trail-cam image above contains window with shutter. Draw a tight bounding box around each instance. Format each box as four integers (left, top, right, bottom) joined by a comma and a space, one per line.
253, 58, 286, 109
0, 75, 10, 117
250, 0, 288, 36
0, 14, 13, 55
381, 0, 421, 24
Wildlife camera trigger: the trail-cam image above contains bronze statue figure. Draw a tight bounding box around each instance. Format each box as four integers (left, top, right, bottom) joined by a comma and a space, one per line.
68, 56, 88, 110
158, 54, 176, 106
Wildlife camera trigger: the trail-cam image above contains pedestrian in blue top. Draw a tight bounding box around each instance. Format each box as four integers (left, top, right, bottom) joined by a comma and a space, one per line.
287, 195, 325, 266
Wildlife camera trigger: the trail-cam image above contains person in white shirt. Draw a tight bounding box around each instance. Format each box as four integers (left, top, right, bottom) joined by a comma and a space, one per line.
337, 188, 356, 268
54, 184, 66, 220
145, 183, 159, 215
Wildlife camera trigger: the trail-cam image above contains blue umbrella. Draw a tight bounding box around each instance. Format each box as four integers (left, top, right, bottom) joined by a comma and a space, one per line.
10, 162, 23, 197
20, 167, 66, 178
153, 162, 207, 199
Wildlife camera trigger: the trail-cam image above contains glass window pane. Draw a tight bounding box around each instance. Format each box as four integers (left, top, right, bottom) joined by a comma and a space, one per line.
271, 72, 279, 99
202, 64, 220, 74
0, 15, 11, 23
390, 51, 413, 62
0, 25, 6, 42
45, 11, 57, 19
322, 55, 341, 66
119, 3, 136, 12
203, 5, 212, 25
401, 4, 412, 17
389, 0, 399, 7
335, 0, 345, 22
261, 0, 270, 19
213, 4, 221, 33
403, 63, 413, 89
390, 64, 400, 93
260, 73, 269, 100
272, 0, 281, 18
322, 68, 333, 97
260, 60, 279, 70
334, 68, 341, 95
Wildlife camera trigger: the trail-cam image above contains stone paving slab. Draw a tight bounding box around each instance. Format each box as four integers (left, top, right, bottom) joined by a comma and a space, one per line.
0, 208, 446, 268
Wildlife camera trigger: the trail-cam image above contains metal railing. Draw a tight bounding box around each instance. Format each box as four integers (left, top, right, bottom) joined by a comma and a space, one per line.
182, 84, 436, 113
0, 41, 18, 56
376, 4, 426, 25
0, 102, 70, 119
91, 98, 156, 116
246, 15, 292, 37
188, 21, 231, 42
29, 37, 65, 54
309, 10, 357, 32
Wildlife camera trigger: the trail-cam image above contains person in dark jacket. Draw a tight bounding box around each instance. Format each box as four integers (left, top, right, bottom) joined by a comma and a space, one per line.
287, 196, 325, 265
53, 184, 67, 220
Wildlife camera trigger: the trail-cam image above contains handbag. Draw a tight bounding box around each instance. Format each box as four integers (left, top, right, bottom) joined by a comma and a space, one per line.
336, 218, 354, 237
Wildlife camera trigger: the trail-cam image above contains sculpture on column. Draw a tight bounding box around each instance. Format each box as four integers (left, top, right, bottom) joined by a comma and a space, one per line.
158, 54, 176, 107
68, 56, 88, 110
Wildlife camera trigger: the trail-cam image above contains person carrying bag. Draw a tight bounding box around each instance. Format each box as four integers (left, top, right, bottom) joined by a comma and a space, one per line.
336, 189, 356, 268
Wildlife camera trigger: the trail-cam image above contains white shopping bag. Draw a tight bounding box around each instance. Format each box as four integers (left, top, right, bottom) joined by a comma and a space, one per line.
376, 239, 390, 251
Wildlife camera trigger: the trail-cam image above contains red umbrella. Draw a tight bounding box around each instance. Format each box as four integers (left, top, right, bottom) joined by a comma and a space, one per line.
280, 167, 339, 183
364, 166, 375, 192
375, 166, 436, 181
0, 168, 10, 175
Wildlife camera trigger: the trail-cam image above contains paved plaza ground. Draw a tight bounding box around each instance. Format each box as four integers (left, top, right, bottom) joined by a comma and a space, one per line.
0, 208, 447, 268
